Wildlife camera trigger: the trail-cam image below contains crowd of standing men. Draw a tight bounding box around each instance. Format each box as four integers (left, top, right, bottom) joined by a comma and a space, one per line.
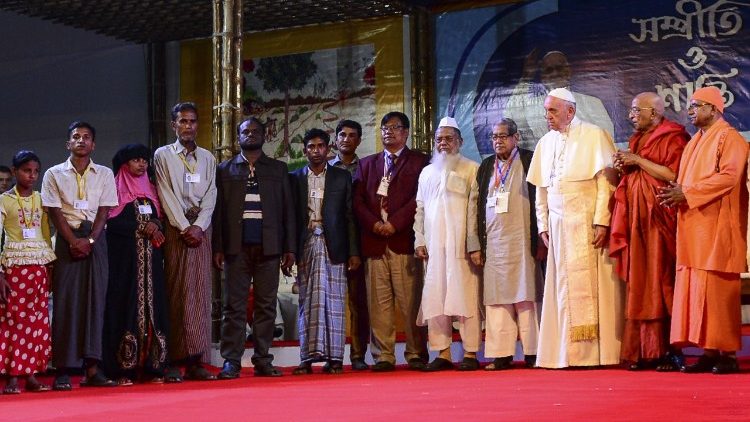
0, 84, 746, 394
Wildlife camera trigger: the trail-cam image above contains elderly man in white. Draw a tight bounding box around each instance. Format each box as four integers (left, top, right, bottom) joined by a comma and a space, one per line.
526, 88, 622, 369
414, 117, 483, 372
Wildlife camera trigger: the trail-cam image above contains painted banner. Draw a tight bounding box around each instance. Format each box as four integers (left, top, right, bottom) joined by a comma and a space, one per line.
435, 0, 750, 161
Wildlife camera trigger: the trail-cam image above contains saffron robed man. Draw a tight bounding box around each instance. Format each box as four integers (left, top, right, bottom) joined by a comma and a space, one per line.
658, 86, 749, 375
353, 111, 430, 371
526, 88, 623, 369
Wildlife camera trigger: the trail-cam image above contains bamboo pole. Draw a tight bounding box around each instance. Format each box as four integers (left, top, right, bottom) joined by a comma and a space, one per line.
212, 0, 242, 162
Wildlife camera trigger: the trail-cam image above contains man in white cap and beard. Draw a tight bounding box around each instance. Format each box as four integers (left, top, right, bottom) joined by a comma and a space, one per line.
526, 88, 622, 368
414, 117, 483, 371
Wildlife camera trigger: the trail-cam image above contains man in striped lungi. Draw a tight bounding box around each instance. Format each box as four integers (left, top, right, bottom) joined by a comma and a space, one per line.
289, 129, 360, 375
154, 102, 217, 382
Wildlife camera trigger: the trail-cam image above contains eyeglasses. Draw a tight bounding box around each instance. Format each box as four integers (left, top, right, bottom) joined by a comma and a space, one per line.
687, 102, 711, 112
490, 134, 513, 141
629, 106, 654, 115
381, 125, 405, 132
435, 136, 458, 144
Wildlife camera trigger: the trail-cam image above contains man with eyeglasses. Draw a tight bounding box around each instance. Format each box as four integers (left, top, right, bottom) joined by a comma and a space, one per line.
212, 117, 295, 379
413, 117, 481, 372
154, 102, 218, 381
526, 88, 621, 369
353, 111, 429, 372
476, 118, 540, 370
658, 86, 749, 374
608, 92, 690, 372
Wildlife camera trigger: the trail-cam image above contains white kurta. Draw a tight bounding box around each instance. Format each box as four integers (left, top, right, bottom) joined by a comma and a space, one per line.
527, 117, 623, 368
414, 156, 480, 323
483, 157, 536, 304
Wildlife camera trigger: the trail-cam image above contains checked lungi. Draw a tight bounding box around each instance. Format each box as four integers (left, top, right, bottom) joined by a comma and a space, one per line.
297, 229, 346, 363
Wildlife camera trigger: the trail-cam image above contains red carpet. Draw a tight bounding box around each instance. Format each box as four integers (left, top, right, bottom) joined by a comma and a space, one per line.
2, 361, 749, 421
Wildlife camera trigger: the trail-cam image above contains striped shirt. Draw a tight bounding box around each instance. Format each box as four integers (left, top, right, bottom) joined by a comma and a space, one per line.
241, 160, 262, 245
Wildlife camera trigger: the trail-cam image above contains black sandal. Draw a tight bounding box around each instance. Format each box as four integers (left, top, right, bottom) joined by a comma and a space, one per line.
53, 375, 73, 391
81, 371, 116, 387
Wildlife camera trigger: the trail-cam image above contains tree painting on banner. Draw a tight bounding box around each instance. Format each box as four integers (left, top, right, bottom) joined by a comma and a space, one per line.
242, 45, 376, 170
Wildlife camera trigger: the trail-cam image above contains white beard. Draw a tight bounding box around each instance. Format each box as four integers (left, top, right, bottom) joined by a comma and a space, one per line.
431, 150, 460, 172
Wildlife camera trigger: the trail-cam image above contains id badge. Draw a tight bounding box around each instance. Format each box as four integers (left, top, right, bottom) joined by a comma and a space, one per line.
22, 228, 36, 239
377, 177, 390, 197
185, 173, 201, 183
138, 204, 153, 215
494, 191, 510, 214
74, 200, 89, 210
310, 188, 324, 199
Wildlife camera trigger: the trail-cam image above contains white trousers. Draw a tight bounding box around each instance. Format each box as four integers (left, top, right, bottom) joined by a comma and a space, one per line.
427, 314, 481, 353
484, 301, 539, 357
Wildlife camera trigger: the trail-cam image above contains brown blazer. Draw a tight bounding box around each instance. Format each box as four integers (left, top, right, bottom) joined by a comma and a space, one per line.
353, 147, 429, 257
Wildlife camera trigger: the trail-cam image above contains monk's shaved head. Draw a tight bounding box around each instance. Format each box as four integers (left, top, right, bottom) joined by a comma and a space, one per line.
634, 92, 665, 116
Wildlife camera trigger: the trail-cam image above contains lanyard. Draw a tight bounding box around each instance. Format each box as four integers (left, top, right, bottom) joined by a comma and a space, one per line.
493, 148, 519, 191
179, 151, 196, 174
13, 187, 36, 229
75, 165, 91, 200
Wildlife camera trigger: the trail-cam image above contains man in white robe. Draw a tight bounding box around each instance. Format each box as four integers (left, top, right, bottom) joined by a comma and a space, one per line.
414, 117, 482, 372
477, 118, 539, 370
526, 88, 623, 368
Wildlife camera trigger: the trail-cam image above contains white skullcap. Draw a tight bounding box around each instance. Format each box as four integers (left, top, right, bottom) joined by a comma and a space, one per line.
547, 87, 576, 103
438, 116, 459, 129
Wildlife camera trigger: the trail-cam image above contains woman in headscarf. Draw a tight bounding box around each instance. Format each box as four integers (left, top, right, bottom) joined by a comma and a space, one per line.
102, 144, 169, 385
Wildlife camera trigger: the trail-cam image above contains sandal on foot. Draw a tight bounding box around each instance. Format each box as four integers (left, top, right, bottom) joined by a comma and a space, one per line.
3, 384, 21, 395
53, 375, 73, 391
484, 356, 513, 371
81, 372, 116, 387
293, 363, 313, 375
117, 377, 134, 386
164, 367, 183, 383
25, 382, 51, 393
322, 361, 344, 375
184, 365, 217, 381
656, 353, 684, 372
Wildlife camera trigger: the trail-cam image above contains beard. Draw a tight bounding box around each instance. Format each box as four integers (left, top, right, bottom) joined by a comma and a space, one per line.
240, 142, 263, 151
431, 150, 460, 172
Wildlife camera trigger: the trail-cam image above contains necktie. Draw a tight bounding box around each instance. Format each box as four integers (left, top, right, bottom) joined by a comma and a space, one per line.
382, 153, 398, 213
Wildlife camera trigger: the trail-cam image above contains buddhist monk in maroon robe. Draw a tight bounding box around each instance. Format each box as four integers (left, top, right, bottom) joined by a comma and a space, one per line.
610, 92, 689, 371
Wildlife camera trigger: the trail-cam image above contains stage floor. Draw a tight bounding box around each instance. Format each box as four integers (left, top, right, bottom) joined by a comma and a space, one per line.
3, 359, 748, 421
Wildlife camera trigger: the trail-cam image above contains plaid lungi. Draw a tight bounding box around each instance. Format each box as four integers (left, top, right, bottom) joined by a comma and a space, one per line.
298, 230, 347, 362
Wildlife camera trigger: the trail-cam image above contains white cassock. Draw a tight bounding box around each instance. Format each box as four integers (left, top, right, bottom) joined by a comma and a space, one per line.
414, 156, 481, 351
526, 116, 624, 368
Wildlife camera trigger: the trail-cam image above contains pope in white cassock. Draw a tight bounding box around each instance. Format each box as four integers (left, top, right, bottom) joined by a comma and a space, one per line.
526, 88, 624, 368
414, 117, 483, 372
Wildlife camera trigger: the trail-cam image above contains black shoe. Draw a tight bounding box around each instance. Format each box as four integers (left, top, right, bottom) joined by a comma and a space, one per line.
524, 355, 537, 368
457, 357, 480, 371
681, 355, 716, 373
218, 361, 241, 380
655, 352, 684, 372
273, 326, 284, 338
254, 363, 283, 377
351, 358, 369, 371
712, 356, 740, 375
422, 357, 454, 372
371, 361, 395, 372
407, 358, 426, 371
80, 371, 117, 387
485, 356, 513, 371
184, 365, 218, 381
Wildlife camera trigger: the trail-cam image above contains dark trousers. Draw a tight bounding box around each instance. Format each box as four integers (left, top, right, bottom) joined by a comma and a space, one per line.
347, 265, 370, 360
220, 245, 280, 367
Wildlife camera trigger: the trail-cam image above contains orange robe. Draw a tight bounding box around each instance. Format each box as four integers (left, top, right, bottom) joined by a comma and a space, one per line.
670, 118, 748, 351
609, 119, 689, 362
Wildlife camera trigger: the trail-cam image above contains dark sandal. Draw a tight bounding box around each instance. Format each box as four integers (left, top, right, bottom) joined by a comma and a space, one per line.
53, 375, 73, 391
184, 365, 217, 381
25, 382, 51, 392
81, 372, 116, 387
293, 363, 313, 375
322, 361, 344, 375
3, 384, 21, 395
164, 367, 183, 383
